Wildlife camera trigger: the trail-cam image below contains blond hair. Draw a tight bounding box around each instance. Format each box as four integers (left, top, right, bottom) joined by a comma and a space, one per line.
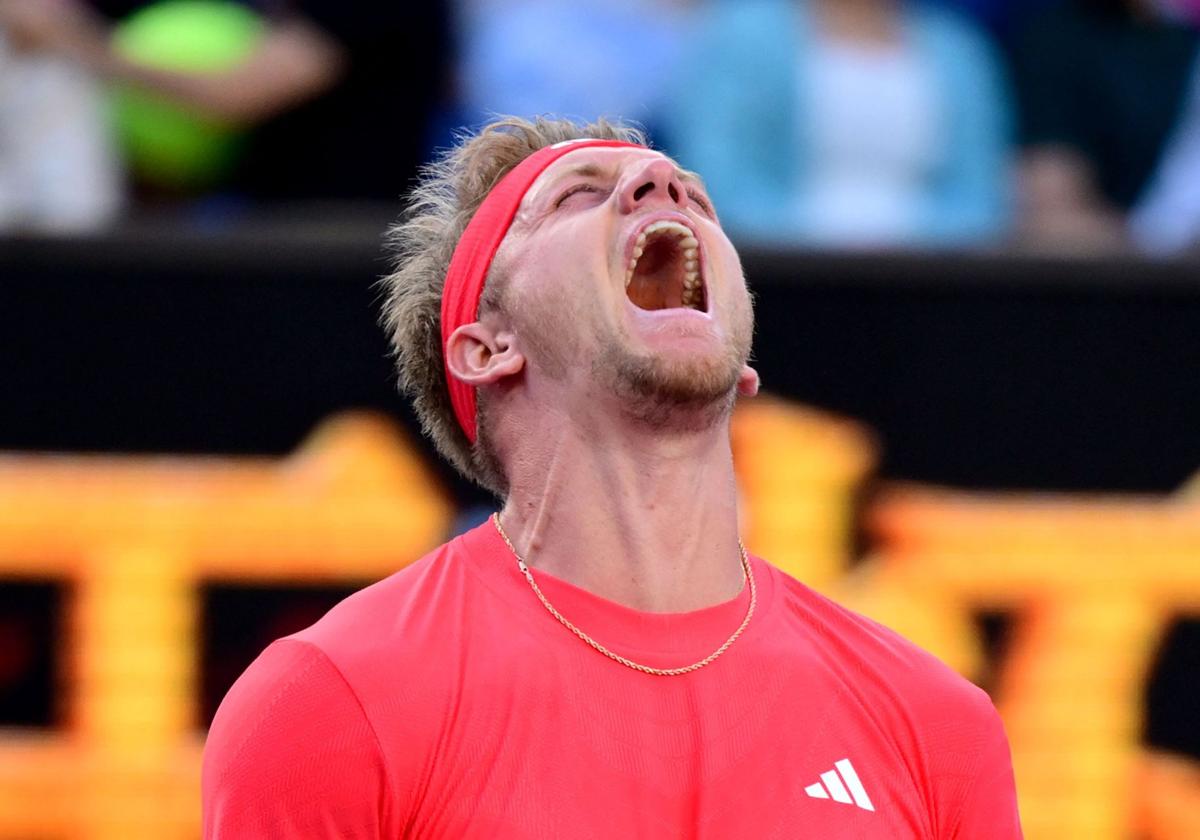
380, 116, 648, 497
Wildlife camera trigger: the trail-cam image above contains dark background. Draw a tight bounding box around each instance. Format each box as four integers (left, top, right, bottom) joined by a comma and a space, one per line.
6, 226, 1200, 495
1, 223, 1197, 755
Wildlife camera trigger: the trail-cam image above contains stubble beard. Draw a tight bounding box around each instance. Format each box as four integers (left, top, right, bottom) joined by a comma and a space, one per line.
593, 313, 753, 433
505, 270, 755, 433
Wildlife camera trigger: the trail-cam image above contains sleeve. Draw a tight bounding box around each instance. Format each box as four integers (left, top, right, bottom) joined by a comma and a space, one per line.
944, 699, 1024, 839
202, 639, 390, 839
920, 11, 1015, 244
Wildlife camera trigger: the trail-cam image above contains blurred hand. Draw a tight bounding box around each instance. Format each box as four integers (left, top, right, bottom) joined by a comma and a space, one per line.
1017, 147, 1131, 255
0, 0, 109, 63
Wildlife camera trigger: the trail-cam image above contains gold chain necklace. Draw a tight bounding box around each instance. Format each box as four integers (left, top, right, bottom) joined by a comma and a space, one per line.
491, 513, 756, 676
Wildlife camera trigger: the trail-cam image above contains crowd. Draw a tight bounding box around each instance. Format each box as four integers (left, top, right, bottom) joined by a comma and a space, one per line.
1, 0, 1199, 255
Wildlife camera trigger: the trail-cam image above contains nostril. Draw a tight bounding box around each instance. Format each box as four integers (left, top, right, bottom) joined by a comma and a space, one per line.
667, 183, 679, 203
633, 182, 654, 202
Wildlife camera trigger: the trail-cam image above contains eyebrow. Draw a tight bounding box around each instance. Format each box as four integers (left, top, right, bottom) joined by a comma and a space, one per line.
546, 161, 709, 192
677, 169, 707, 190
547, 162, 608, 187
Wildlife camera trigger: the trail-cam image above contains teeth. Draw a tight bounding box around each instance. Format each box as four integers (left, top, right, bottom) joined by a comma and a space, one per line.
624, 219, 700, 282
644, 220, 693, 237
682, 270, 701, 306
625, 220, 704, 303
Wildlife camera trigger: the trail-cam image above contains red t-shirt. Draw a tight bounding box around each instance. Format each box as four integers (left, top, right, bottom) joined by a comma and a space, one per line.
202, 521, 1022, 838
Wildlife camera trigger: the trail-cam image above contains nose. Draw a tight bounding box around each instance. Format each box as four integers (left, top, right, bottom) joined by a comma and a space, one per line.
618, 158, 688, 214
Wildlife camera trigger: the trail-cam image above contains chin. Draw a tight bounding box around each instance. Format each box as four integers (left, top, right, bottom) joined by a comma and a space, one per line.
596, 343, 745, 431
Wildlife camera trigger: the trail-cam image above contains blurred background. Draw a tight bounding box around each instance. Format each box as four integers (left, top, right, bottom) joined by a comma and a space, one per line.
1, 0, 1199, 837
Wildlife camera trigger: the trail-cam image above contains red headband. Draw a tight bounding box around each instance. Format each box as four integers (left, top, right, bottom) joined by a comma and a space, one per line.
441, 138, 642, 443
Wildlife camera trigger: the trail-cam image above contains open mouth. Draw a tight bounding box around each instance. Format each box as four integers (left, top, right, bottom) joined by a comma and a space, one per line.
624, 221, 706, 313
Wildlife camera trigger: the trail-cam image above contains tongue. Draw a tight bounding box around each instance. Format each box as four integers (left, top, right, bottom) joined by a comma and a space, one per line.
627, 238, 684, 311
628, 272, 683, 310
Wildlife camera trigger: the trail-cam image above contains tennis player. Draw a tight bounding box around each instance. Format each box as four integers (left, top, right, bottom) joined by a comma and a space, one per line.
202, 116, 1023, 838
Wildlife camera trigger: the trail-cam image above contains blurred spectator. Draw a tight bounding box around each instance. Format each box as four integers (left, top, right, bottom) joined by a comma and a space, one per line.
0, 24, 122, 231
0, 0, 451, 206
1160, 0, 1200, 26
455, 0, 694, 136
1130, 51, 1200, 253
665, 0, 1013, 249
1012, 0, 1200, 253
927, 0, 1058, 37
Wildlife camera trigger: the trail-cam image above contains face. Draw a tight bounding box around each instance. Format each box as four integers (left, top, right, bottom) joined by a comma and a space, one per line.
493, 146, 755, 429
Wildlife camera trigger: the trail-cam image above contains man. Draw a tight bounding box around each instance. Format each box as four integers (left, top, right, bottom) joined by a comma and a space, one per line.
202, 116, 1023, 838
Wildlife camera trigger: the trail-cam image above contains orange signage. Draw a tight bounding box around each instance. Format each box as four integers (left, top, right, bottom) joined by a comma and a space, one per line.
0, 403, 1195, 839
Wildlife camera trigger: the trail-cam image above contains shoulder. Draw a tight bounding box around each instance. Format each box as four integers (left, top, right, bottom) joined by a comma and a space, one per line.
286, 531, 485, 701
202, 638, 392, 837
209, 533, 472, 755
909, 5, 1001, 68
769, 566, 1020, 834
692, 0, 797, 46
292, 536, 465, 650
203, 639, 373, 779
909, 4, 987, 43
202, 533, 478, 835
907, 5, 1009, 124
771, 566, 997, 726
673, 0, 801, 138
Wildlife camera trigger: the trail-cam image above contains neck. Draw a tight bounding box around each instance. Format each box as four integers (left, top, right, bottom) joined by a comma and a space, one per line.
497, 416, 744, 613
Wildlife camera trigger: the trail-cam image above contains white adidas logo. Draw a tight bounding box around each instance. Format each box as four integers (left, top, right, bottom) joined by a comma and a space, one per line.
804, 758, 875, 812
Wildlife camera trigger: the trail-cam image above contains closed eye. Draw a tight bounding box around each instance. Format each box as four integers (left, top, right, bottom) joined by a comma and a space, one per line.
555, 183, 603, 207
687, 188, 713, 216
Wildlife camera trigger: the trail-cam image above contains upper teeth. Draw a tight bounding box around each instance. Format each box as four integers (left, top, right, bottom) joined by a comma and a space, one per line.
624, 221, 702, 307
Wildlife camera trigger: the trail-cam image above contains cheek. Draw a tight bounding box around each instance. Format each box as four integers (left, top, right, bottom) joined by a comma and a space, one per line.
712, 247, 754, 338
713, 248, 749, 304
524, 236, 612, 319
506, 244, 603, 354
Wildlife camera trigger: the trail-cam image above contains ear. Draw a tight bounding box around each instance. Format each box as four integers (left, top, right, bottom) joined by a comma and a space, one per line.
445, 321, 525, 387
737, 364, 760, 398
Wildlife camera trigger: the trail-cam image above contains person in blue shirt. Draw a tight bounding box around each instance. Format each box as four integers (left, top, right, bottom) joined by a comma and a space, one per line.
664, 0, 1014, 248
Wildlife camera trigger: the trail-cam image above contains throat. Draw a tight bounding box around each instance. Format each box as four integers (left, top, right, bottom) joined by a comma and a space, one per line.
498, 428, 744, 613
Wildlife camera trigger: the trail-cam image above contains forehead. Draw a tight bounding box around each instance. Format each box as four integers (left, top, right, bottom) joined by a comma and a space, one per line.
523, 146, 698, 205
